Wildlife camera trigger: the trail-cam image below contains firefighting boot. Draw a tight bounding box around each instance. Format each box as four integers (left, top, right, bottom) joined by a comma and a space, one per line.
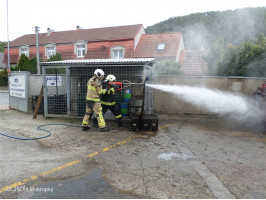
82, 126, 90, 131
100, 127, 110, 132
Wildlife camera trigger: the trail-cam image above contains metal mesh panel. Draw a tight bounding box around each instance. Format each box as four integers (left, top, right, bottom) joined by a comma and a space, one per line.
43, 67, 68, 116
70, 65, 147, 118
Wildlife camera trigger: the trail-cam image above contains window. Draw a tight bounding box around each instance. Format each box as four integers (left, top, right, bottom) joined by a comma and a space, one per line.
74, 41, 87, 58
111, 46, 125, 59
113, 49, 124, 59
19, 46, 29, 57
77, 45, 85, 57
21, 48, 29, 56
157, 43, 166, 50
47, 47, 55, 58
45, 44, 56, 59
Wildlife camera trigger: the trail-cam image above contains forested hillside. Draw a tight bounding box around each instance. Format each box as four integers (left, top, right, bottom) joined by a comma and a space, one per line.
145, 7, 266, 50
146, 7, 266, 77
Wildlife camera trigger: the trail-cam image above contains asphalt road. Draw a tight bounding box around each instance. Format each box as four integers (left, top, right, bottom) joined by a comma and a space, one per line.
0, 110, 265, 198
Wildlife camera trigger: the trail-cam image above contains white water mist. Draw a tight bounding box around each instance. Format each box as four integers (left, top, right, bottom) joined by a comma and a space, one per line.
147, 84, 264, 123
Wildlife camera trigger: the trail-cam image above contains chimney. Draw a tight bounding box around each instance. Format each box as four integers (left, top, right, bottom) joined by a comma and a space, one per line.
47, 28, 55, 35
76, 26, 83, 30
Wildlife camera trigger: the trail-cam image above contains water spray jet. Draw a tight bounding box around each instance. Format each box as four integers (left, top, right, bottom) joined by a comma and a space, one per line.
147, 84, 266, 131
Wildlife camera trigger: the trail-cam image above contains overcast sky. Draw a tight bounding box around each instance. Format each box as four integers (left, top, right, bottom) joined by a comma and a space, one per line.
0, 0, 265, 41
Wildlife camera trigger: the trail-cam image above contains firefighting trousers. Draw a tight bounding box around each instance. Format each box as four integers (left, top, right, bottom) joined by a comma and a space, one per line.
82, 101, 106, 128
93, 104, 122, 125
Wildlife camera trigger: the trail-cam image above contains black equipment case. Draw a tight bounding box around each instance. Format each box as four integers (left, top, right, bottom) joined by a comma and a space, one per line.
130, 77, 158, 132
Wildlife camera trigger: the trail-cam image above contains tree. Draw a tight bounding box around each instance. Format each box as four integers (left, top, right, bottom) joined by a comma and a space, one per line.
154, 60, 184, 76
11, 54, 37, 73
28, 57, 37, 73
145, 7, 266, 50
245, 52, 266, 77
203, 38, 226, 76
205, 33, 266, 77
0, 68, 8, 86
15, 53, 29, 71
46, 53, 64, 74
48, 53, 62, 61
0, 42, 7, 53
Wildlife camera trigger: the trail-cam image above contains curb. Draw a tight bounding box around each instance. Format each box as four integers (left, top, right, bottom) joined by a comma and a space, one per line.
0, 105, 10, 110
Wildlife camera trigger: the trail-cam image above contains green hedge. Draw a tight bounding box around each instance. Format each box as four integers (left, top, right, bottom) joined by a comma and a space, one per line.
0, 69, 8, 86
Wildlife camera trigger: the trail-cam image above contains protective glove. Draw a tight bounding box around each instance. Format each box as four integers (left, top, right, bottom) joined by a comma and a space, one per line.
107, 88, 115, 95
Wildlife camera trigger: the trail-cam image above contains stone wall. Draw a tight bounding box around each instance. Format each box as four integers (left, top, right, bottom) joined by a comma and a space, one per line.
153, 76, 266, 114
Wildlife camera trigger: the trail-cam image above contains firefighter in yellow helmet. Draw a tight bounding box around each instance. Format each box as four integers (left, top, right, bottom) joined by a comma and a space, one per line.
82, 69, 110, 132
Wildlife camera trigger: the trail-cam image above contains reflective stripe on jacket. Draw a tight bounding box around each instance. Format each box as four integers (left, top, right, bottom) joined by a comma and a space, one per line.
101, 101, 116, 106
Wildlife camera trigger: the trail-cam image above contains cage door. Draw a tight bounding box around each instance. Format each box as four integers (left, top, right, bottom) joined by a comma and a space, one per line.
43, 66, 70, 117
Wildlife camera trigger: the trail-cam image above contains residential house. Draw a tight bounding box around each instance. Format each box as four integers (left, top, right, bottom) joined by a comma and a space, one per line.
132, 33, 184, 62
3, 24, 207, 75
132, 33, 208, 76
4, 24, 145, 65
179, 50, 208, 76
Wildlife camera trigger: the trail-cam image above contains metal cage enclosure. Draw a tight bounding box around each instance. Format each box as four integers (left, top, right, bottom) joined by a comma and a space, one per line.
41, 58, 155, 119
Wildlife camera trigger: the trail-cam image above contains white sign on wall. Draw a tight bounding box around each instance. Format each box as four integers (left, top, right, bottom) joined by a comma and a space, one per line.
46, 76, 62, 86
9, 75, 26, 98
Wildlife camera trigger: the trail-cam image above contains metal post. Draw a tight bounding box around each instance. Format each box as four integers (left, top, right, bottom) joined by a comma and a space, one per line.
42, 66, 47, 117
66, 66, 71, 116
35, 26, 41, 74
6, 0, 10, 72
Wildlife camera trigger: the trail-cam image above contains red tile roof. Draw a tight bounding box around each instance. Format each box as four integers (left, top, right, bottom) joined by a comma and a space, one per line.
181, 50, 208, 76
132, 33, 182, 58
9, 24, 144, 47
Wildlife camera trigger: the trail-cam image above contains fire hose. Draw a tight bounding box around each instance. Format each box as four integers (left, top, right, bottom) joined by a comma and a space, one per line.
0, 123, 82, 140
109, 77, 150, 91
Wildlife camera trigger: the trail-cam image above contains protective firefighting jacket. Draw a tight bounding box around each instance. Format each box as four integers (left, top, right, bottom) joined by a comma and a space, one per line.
86, 75, 106, 102
101, 81, 119, 106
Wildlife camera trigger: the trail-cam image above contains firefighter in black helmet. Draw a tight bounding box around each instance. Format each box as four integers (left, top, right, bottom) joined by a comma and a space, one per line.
93, 74, 123, 127
82, 69, 110, 132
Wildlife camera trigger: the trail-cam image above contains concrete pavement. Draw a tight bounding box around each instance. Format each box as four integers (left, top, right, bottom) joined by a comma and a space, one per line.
0, 86, 9, 110
0, 110, 265, 198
